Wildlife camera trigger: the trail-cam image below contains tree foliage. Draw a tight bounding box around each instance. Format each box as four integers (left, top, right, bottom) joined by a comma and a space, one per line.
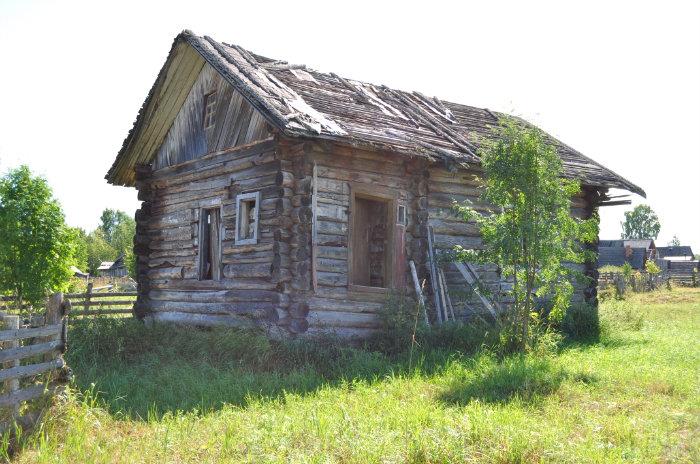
0, 166, 77, 307
454, 118, 597, 350
668, 235, 681, 247
99, 208, 133, 245
70, 227, 89, 271
620, 205, 660, 240
84, 210, 136, 277
74, 209, 136, 277
85, 228, 116, 274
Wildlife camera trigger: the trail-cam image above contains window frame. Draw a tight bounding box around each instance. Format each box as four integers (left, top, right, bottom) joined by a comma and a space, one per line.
397, 204, 407, 226
203, 90, 217, 130
198, 206, 222, 281
235, 191, 260, 246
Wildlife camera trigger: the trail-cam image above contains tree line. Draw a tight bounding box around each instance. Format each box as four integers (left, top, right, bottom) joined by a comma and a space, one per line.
0, 165, 135, 307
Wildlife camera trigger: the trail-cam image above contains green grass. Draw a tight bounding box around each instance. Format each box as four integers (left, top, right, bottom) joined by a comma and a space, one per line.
6, 289, 700, 463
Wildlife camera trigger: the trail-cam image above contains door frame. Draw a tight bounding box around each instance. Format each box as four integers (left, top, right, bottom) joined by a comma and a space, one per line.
347, 183, 398, 292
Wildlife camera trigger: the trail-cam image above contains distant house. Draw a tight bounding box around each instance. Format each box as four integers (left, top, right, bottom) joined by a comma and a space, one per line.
97, 255, 128, 277
598, 239, 656, 270
656, 246, 694, 261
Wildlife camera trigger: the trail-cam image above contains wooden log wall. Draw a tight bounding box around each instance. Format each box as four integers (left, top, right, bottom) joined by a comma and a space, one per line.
427, 165, 600, 319
133, 131, 601, 335
299, 142, 423, 338
274, 141, 311, 335
134, 138, 287, 330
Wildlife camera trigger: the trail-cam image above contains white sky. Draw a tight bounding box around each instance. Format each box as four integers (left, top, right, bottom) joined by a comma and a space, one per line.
1, 0, 698, 252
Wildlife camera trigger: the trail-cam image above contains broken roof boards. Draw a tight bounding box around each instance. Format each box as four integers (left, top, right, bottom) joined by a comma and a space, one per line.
107, 30, 643, 198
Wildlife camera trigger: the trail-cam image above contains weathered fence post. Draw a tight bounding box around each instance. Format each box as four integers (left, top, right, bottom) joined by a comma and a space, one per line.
84, 282, 93, 313
43, 293, 63, 362
614, 274, 626, 298
1, 315, 21, 417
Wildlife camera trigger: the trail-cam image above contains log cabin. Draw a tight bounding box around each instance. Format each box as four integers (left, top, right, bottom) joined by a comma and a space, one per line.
106, 30, 645, 338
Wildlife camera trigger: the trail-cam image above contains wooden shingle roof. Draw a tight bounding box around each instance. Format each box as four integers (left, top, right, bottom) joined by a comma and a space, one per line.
107, 30, 645, 197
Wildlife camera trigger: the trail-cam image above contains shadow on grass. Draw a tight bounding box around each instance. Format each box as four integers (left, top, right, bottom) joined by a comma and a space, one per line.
438, 354, 601, 406
66, 317, 604, 419
65, 318, 461, 420
559, 336, 649, 352
438, 355, 568, 405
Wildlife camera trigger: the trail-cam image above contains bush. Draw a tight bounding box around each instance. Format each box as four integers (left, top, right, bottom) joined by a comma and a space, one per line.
559, 303, 600, 340
598, 265, 625, 273
371, 292, 501, 356
416, 320, 500, 355
371, 292, 422, 355
598, 285, 617, 302
645, 260, 661, 275
622, 262, 634, 280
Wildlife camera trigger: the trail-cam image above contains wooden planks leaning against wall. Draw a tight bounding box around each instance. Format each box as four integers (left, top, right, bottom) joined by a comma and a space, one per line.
427, 165, 599, 319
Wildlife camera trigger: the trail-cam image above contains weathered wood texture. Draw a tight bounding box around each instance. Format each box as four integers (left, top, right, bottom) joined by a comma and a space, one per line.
427, 166, 600, 320
0, 293, 68, 424
133, 133, 601, 337
298, 142, 420, 336
154, 63, 271, 170
136, 136, 284, 328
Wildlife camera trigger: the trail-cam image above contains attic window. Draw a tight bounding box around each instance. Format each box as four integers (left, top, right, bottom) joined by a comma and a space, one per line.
203, 91, 217, 130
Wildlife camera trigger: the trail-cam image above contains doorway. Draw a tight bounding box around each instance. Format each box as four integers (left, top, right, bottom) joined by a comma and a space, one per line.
350, 195, 392, 288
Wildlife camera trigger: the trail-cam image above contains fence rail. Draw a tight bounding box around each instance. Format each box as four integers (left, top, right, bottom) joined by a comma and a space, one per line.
1, 285, 137, 320
0, 293, 69, 430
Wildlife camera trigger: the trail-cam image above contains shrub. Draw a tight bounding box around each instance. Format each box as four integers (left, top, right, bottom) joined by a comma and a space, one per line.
372, 292, 423, 355
559, 303, 600, 340
598, 265, 624, 273
622, 262, 634, 280
415, 319, 499, 355
598, 285, 617, 302
645, 260, 661, 275
371, 291, 504, 357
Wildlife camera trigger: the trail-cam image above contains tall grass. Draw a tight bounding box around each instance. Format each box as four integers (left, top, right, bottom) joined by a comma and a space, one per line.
5, 288, 700, 463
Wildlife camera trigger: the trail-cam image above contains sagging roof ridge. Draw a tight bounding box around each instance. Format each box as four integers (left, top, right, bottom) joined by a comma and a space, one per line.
107, 29, 645, 198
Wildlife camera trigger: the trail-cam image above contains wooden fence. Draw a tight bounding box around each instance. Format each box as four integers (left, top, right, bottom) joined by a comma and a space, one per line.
598, 271, 669, 293
666, 261, 699, 286
1, 284, 136, 321
64, 283, 136, 320
0, 293, 69, 431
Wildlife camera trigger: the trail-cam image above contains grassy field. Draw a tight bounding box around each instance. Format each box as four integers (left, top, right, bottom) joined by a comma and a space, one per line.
6, 288, 699, 463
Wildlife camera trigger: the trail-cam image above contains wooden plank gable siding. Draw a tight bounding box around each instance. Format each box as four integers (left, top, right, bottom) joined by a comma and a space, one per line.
110, 42, 206, 186
154, 63, 272, 170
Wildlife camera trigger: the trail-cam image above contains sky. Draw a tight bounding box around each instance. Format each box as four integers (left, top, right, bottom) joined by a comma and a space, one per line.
0, 0, 698, 252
